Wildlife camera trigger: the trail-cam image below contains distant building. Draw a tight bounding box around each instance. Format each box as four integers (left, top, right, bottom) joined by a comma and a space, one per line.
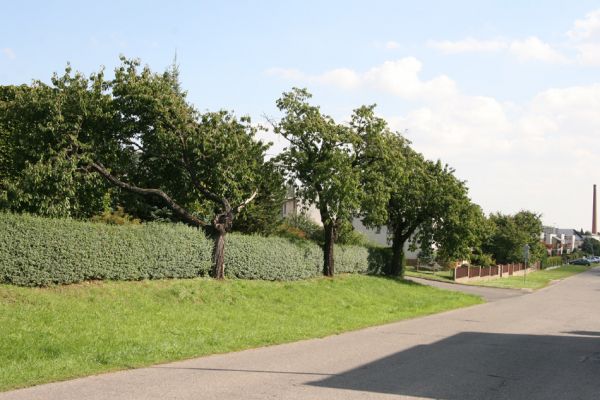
351, 219, 421, 263
281, 186, 321, 224
281, 186, 420, 262
541, 226, 584, 255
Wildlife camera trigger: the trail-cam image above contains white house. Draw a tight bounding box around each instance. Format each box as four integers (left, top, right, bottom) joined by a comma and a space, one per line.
281, 186, 420, 262
541, 226, 584, 255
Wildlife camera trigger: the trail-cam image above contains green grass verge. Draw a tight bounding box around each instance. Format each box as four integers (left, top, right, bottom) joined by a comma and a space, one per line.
0, 275, 481, 392
467, 265, 594, 290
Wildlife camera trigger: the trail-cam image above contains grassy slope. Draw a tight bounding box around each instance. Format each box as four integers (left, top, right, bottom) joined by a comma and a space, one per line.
0, 275, 482, 392
467, 265, 593, 290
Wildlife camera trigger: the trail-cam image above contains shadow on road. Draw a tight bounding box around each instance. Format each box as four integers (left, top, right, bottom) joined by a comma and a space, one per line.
309, 332, 600, 400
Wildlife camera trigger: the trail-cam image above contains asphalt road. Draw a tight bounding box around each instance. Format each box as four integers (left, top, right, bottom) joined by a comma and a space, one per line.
405, 276, 527, 302
2, 268, 600, 400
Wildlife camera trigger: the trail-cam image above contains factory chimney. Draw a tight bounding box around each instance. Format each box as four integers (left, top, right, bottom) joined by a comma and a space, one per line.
593, 184, 597, 234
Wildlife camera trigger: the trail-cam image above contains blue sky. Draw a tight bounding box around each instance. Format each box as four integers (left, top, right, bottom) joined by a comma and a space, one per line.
2, 1, 600, 229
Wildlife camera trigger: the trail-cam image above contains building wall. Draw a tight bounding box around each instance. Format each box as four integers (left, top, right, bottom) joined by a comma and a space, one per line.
282, 190, 420, 260
351, 219, 420, 260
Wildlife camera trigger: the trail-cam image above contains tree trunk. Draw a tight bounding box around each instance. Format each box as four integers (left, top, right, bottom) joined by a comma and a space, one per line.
323, 222, 335, 277
390, 232, 406, 277
212, 228, 226, 279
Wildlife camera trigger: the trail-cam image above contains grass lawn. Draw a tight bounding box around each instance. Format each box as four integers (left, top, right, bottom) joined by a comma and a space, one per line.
0, 275, 481, 392
405, 268, 454, 282
467, 265, 594, 290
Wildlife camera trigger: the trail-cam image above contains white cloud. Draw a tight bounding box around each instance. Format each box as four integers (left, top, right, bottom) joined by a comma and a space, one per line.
266, 57, 600, 226
574, 43, 600, 66
429, 10, 600, 67
429, 36, 569, 64
567, 9, 600, 40
267, 57, 457, 101
363, 58, 457, 101
565, 9, 600, 66
391, 81, 600, 228
2, 47, 16, 60
427, 38, 508, 54
508, 37, 570, 64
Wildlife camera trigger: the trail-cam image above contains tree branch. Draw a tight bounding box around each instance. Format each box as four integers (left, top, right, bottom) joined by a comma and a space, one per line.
234, 190, 258, 214
89, 161, 206, 228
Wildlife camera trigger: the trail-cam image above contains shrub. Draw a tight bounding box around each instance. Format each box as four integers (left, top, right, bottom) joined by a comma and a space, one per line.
335, 245, 371, 273
224, 233, 322, 280
276, 214, 323, 242
0, 212, 212, 286
0, 213, 390, 286
91, 206, 141, 225
470, 252, 495, 267
542, 255, 563, 269
336, 224, 372, 246
224, 236, 381, 280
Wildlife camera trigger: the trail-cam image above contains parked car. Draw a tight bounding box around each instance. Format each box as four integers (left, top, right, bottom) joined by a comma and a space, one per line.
569, 258, 591, 266
586, 256, 600, 263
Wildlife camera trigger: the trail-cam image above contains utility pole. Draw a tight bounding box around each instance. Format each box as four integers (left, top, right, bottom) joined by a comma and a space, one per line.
523, 244, 530, 284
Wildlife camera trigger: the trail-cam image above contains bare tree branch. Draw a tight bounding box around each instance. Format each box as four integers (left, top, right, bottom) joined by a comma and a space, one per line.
234, 190, 258, 214
89, 161, 206, 227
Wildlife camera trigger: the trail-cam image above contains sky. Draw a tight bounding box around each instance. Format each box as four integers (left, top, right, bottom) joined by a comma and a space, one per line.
2, 0, 600, 230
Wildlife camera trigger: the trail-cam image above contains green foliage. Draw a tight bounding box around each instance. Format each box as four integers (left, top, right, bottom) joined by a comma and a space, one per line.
224, 234, 322, 280
91, 206, 141, 225
334, 244, 373, 273
287, 213, 323, 238
0, 59, 286, 277
0, 58, 284, 225
276, 214, 324, 242
274, 89, 363, 226
232, 161, 286, 235
483, 210, 544, 264
542, 255, 563, 269
274, 88, 366, 275
0, 213, 389, 286
581, 237, 600, 255
356, 109, 407, 230
469, 252, 495, 267
336, 223, 372, 246
0, 78, 113, 218
375, 142, 486, 276
275, 214, 371, 247
0, 212, 212, 286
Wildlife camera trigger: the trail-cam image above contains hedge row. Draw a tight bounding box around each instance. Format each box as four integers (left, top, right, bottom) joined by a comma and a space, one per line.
541, 255, 563, 269
0, 213, 213, 286
0, 213, 388, 286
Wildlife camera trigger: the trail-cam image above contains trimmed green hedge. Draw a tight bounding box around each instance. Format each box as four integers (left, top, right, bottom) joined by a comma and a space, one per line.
225, 234, 322, 280
0, 213, 387, 286
541, 255, 563, 269
0, 213, 213, 286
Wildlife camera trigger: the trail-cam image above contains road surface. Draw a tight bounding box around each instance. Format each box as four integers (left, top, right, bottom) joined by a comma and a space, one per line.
406, 276, 527, 302
2, 268, 599, 399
